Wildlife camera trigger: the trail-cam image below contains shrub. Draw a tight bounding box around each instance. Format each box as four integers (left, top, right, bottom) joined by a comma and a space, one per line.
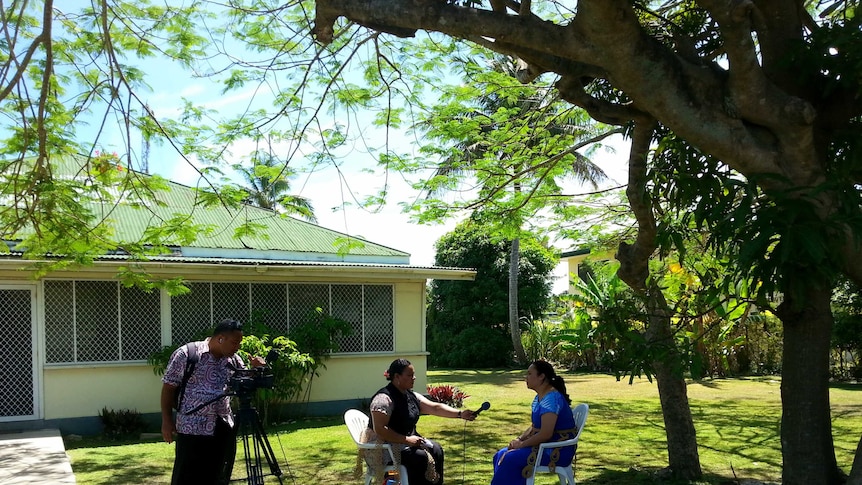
426, 384, 469, 408
98, 407, 147, 440
429, 326, 513, 367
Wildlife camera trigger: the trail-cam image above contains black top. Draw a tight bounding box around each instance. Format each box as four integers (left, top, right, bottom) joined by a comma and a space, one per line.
370, 382, 422, 437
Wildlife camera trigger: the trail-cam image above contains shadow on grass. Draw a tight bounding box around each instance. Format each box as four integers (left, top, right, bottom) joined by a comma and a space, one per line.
64, 435, 163, 450
67, 441, 173, 485
582, 466, 758, 485
831, 381, 862, 392
583, 399, 783, 476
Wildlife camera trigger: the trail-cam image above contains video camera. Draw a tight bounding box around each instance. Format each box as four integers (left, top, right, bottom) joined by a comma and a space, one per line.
228, 349, 278, 396
229, 366, 275, 394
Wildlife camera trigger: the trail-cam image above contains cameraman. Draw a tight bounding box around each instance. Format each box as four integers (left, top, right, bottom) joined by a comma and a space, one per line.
160, 318, 266, 485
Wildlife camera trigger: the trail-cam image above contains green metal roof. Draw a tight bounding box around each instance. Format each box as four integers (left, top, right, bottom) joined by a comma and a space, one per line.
28, 156, 411, 263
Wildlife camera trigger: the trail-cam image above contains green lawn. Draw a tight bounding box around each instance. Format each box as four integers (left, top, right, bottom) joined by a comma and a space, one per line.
66, 370, 862, 484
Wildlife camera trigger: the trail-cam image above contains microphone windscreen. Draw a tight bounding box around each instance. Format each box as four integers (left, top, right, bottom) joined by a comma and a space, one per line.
266, 349, 279, 363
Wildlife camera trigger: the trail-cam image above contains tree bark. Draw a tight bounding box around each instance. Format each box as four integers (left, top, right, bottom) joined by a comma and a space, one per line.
776, 276, 843, 485
615, 121, 702, 479
646, 289, 702, 479
849, 434, 862, 485
509, 238, 527, 364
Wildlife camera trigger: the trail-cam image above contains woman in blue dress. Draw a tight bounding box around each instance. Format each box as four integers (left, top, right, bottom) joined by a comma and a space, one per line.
490, 360, 576, 485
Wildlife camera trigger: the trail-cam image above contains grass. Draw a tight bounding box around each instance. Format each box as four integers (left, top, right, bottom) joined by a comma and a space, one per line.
66, 370, 862, 485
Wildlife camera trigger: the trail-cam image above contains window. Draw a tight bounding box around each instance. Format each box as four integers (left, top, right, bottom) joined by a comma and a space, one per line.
44, 280, 395, 363
169, 282, 394, 352
44, 280, 160, 363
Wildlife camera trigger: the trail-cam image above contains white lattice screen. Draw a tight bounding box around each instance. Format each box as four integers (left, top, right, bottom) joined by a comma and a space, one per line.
44, 280, 160, 363
1, 288, 34, 419
44, 280, 396, 362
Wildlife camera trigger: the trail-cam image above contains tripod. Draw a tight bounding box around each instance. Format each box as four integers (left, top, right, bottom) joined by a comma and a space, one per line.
186, 391, 285, 485
233, 392, 284, 485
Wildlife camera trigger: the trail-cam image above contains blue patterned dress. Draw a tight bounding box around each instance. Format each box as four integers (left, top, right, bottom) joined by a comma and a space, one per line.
489, 390, 576, 485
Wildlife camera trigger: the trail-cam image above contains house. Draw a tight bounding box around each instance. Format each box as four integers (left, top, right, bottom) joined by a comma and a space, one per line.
0, 157, 475, 434
559, 248, 617, 294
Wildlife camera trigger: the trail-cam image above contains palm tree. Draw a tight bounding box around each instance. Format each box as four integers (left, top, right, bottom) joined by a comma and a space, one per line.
236, 152, 317, 223
421, 55, 618, 364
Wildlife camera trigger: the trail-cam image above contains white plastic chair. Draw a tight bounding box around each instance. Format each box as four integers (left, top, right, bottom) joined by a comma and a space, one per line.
525, 402, 589, 485
344, 408, 410, 485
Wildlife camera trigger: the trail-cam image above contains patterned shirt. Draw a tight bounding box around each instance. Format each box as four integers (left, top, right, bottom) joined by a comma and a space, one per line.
162, 339, 243, 436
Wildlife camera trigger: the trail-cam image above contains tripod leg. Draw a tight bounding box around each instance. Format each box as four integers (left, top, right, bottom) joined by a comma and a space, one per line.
252, 411, 284, 483
239, 410, 265, 485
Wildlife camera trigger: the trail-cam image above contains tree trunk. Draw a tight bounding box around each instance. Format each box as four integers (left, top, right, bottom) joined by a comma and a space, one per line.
777, 279, 843, 485
509, 238, 527, 364
644, 287, 703, 479
615, 120, 702, 480
849, 435, 862, 485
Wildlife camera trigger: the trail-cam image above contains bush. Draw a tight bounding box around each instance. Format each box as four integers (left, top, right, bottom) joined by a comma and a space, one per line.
429, 326, 513, 368
426, 384, 469, 408
99, 407, 147, 440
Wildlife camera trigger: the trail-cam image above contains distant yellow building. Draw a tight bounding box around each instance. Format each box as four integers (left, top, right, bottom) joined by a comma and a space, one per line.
559, 248, 616, 295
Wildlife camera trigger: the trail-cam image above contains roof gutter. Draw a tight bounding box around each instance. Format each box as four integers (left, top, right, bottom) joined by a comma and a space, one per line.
0, 258, 477, 282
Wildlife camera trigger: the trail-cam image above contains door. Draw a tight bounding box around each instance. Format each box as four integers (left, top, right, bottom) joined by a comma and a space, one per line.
0, 286, 38, 421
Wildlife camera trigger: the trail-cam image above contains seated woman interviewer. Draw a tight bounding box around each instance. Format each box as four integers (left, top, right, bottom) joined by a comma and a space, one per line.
369, 358, 477, 485
490, 360, 576, 485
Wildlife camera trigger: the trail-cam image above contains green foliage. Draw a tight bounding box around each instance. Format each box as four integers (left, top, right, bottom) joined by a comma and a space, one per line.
521, 319, 568, 363
98, 407, 147, 440
427, 219, 557, 367
429, 325, 514, 367
832, 278, 862, 380
430, 219, 556, 328
543, 258, 785, 379
233, 151, 317, 222
287, 307, 353, 360
407, 53, 618, 232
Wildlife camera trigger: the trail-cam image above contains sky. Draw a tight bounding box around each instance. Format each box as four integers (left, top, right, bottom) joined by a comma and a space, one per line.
112, 50, 631, 294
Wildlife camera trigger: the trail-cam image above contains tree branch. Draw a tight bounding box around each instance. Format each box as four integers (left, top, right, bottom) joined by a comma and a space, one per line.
615, 117, 657, 292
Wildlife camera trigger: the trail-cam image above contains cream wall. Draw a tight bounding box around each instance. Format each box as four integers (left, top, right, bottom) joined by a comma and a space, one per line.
305, 354, 429, 403
43, 365, 163, 419
42, 356, 431, 419
562, 250, 616, 294
394, 282, 426, 352
39, 279, 432, 420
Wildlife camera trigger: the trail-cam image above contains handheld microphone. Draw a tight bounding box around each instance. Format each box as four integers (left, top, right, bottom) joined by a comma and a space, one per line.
265, 349, 279, 364
474, 401, 491, 416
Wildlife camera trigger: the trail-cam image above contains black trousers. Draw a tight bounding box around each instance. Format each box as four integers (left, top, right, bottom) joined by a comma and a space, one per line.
398, 439, 444, 485
171, 418, 237, 485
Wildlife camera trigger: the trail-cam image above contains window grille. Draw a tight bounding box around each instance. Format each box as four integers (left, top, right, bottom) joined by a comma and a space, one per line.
170, 281, 212, 345
251, 283, 288, 334
331, 285, 363, 352
363, 285, 394, 352
287, 284, 329, 331
120, 286, 161, 360
2, 288, 34, 418
44, 280, 396, 363
44, 281, 74, 363
44, 280, 160, 363
212, 282, 250, 325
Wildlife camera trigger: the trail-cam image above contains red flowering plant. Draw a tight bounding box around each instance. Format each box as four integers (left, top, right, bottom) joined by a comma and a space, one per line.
89, 150, 125, 184
426, 384, 469, 408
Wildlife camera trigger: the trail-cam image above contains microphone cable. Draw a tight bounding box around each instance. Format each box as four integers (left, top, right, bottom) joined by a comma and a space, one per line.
460, 416, 470, 485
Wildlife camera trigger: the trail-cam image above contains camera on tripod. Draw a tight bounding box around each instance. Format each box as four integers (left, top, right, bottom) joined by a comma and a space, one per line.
228, 366, 275, 395
227, 348, 279, 396
229, 349, 285, 484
